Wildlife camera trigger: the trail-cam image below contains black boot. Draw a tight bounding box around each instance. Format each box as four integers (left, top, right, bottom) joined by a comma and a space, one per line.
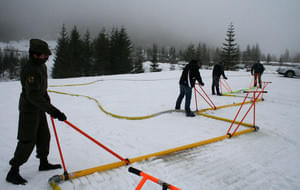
6, 166, 27, 185
186, 112, 195, 117
39, 158, 62, 171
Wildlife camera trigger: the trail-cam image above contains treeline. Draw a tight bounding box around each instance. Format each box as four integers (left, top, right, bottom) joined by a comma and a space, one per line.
1, 23, 300, 80
0, 48, 27, 80
52, 25, 137, 78
51, 24, 270, 78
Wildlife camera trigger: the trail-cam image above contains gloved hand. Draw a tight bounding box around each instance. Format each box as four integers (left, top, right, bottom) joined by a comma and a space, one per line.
51, 107, 67, 121
224, 76, 228, 80
56, 112, 67, 121
200, 82, 205, 86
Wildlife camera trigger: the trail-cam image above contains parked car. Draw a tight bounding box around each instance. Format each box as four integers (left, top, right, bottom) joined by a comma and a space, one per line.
277, 66, 300, 77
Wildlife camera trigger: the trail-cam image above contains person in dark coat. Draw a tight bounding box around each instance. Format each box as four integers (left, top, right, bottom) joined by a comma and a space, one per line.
6, 39, 67, 185
251, 61, 265, 88
175, 60, 204, 117
212, 61, 227, 95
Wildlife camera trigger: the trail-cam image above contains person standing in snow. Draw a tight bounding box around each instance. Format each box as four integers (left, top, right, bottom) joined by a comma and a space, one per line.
6, 39, 67, 185
175, 59, 204, 117
212, 61, 227, 96
251, 61, 265, 88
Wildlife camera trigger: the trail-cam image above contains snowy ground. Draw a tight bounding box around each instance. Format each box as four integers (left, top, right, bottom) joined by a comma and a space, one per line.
1, 63, 300, 190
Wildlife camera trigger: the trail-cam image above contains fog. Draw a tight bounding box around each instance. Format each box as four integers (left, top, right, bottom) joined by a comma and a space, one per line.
1, 0, 299, 56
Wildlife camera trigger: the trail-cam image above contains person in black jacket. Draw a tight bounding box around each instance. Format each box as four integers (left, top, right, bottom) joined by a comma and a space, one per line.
6, 39, 67, 185
212, 61, 227, 95
175, 60, 204, 117
251, 61, 265, 88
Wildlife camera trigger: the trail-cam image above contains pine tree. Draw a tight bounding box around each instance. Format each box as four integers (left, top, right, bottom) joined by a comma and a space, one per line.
7, 51, 19, 79
150, 44, 161, 72
69, 26, 84, 77
93, 29, 110, 75
183, 44, 196, 62
151, 44, 158, 64
82, 30, 93, 76
132, 47, 145, 73
242, 44, 261, 66
292, 52, 300, 62
194, 43, 211, 65
250, 44, 261, 62
159, 47, 168, 63
221, 23, 239, 70
195, 43, 202, 62
52, 24, 70, 78
212, 47, 221, 65
169, 47, 177, 70
242, 44, 252, 66
0, 49, 3, 78
280, 49, 290, 62
110, 27, 133, 74
266, 53, 271, 64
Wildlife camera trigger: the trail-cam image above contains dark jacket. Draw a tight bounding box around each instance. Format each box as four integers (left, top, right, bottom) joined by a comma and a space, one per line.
179, 61, 204, 88
251, 63, 265, 75
19, 59, 57, 114
212, 63, 226, 78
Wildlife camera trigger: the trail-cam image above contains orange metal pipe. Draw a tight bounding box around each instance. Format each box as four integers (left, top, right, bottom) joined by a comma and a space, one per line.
64, 120, 129, 164
129, 167, 181, 190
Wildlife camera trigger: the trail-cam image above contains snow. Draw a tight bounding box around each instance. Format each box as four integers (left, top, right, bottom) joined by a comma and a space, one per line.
0, 41, 300, 189
1, 64, 300, 190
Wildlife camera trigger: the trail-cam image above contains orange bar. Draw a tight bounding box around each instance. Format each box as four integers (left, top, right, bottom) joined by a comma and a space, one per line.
129, 167, 181, 190
136, 177, 147, 190
140, 172, 181, 190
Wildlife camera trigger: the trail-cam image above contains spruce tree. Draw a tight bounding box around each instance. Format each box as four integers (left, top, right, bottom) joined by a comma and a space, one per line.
183, 44, 196, 62
196, 43, 210, 65
221, 23, 239, 70
52, 24, 70, 78
169, 47, 177, 70
202, 44, 210, 65
7, 51, 19, 79
93, 29, 110, 75
242, 44, 252, 66
151, 44, 158, 63
82, 30, 93, 76
159, 47, 168, 63
0, 49, 3, 78
280, 49, 290, 62
242, 44, 261, 66
212, 47, 222, 65
69, 26, 84, 77
150, 44, 161, 72
110, 27, 133, 74
132, 47, 145, 73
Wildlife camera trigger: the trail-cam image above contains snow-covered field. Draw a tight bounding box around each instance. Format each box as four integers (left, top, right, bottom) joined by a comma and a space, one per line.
1, 62, 300, 190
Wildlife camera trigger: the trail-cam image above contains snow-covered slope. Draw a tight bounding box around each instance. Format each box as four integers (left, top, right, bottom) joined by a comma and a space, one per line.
0, 66, 300, 190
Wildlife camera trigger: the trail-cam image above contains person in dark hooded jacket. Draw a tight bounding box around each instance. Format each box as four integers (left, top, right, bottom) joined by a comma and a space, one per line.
6, 39, 67, 185
212, 61, 227, 95
175, 60, 204, 117
251, 61, 265, 88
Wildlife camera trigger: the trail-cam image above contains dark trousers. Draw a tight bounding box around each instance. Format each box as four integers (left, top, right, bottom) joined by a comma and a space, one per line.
254, 73, 262, 88
9, 111, 50, 167
175, 84, 192, 113
212, 76, 220, 94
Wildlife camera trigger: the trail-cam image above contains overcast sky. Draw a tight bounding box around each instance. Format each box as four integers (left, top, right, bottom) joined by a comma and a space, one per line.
1, 0, 299, 56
